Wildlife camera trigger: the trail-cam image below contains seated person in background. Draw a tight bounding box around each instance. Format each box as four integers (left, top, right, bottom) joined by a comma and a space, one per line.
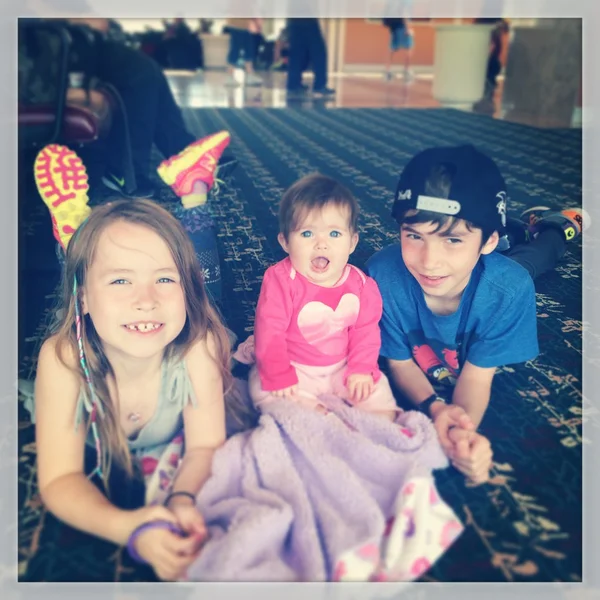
64, 18, 234, 198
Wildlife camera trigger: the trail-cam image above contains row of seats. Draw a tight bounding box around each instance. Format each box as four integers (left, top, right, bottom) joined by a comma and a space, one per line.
18, 19, 136, 193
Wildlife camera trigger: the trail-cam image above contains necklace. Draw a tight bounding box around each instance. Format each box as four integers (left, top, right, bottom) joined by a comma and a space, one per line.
127, 411, 142, 423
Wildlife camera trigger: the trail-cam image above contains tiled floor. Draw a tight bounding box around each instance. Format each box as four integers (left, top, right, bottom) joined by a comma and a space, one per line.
165, 69, 578, 129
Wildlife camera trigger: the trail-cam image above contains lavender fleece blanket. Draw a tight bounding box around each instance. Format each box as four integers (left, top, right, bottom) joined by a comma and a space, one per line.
170, 396, 463, 582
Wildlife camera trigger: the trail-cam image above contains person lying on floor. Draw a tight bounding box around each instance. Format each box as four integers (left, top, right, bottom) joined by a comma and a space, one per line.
366, 144, 587, 485
246, 173, 399, 421
28, 143, 251, 581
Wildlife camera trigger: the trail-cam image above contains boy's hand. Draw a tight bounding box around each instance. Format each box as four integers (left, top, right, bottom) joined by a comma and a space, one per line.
446, 427, 493, 485
430, 403, 476, 450
346, 374, 375, 404
272, 384, 298, 398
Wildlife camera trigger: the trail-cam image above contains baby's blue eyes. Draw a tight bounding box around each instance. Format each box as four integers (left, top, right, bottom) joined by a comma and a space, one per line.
299, 231, 342, 238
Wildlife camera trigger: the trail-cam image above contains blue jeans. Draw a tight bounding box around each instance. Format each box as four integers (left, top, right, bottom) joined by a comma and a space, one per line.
286, 18, 327, 91
227, 28, 254, 67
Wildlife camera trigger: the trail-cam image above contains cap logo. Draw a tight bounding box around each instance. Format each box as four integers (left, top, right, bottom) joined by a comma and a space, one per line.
397, 188, 412, 200
416, 195, 461, 215
496, 191, 507, 227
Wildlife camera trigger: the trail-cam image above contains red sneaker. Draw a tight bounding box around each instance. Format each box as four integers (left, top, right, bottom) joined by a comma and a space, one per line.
157, 130, 231, 197
34, 144, 91, 250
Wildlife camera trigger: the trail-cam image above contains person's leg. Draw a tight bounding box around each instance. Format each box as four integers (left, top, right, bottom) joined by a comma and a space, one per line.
307, 19, 329, 92
226, 28, 242, 69
503, 229, 567, 280
385, 28, 397, 79
248, 364, 327, 412
503, 207, 586, 280
97, 41, 163, 191
485, 54, 502, 98
152, 63, 238, 178
157, 131, 231, 301
243, 30, 262, 85
153, 67, 196, 158
385, 48, 394, 79
286, 22, 308, 91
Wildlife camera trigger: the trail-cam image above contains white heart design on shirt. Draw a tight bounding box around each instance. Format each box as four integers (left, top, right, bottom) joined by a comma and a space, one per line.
297, 294, 360, 355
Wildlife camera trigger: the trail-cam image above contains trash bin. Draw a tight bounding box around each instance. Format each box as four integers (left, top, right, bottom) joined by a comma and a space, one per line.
432, 24, 494, 106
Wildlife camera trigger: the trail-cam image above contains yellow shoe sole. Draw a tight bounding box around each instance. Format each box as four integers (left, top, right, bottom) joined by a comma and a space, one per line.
34, 144, 91, 250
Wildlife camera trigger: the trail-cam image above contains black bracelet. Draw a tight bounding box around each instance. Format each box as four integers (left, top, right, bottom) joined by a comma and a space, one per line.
164, 491, 196, 507
417, 393, 445, 418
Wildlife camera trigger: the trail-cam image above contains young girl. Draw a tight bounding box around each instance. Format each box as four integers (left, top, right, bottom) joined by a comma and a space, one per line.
248, 173, 398, 419
32, 197, 236, 581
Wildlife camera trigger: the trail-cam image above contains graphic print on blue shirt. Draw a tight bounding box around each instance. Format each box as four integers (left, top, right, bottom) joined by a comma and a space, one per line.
407, 330, 459, 386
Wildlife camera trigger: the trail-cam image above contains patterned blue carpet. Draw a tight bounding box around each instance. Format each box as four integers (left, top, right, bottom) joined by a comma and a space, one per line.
18, 107, 582, 582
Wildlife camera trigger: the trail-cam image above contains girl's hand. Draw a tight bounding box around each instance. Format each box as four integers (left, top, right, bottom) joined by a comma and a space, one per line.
169, 500, 208, 551
134, 524, 199, 581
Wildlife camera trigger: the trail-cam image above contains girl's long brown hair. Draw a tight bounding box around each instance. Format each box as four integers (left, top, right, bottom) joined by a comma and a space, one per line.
52, 199, 236, 488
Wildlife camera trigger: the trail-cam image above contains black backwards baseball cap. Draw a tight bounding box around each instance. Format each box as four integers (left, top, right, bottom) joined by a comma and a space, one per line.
391, 144, 508, 235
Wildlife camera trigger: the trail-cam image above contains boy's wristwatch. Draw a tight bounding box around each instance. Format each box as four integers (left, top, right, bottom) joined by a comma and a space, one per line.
417, 393, 446, 418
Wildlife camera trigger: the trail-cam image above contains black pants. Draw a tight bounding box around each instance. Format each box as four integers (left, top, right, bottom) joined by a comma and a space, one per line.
97, 41, 196, 179
502, 217, 567, 280
162, 35, 204, 70
286, 18, 327, 91
484, 53, 502, 98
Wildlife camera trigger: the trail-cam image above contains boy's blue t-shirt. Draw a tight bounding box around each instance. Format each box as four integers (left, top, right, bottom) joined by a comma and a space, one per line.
366, 243, 539, 386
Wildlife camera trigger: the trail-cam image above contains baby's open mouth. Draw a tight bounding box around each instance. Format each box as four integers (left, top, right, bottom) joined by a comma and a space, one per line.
311, 257, 330, 271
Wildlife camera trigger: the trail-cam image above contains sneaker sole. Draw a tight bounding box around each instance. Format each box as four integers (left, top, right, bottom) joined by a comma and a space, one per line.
521, 205, 590, 232
157, 131, 231, 193
34, 144, 91, 250
519, 205, 551, 226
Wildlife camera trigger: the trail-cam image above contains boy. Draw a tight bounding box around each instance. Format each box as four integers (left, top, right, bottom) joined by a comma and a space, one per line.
366, 144, 585, 483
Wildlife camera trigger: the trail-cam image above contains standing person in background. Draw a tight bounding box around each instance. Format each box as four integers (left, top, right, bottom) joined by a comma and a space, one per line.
286, 18, 335, 98
472, 18, 510, 114
224, 18, 263, 87
161, 18, 204, 71
382, 18, 414, 82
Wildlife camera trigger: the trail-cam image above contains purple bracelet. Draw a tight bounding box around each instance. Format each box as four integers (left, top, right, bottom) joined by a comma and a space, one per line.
126, 520, 185, 564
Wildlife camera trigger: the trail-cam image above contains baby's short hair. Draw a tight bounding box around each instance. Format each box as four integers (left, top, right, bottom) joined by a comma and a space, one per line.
279, 173, 359, 240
